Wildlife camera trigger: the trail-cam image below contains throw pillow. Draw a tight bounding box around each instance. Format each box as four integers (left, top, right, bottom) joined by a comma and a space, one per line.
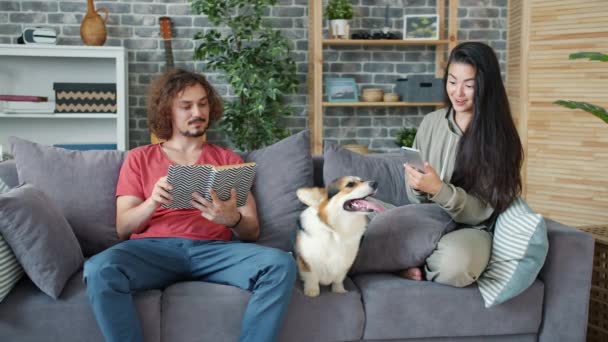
0, 178, 24, 303
477, 197, 548, 308
0, 184, 84, 299
9, 136, 125, 256
244, 130, 314, 251
323, 142, 411, 207
350, 204, 457, 274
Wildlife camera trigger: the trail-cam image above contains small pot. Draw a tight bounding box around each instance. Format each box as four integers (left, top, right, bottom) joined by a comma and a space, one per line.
329, 19, 350, 39
362, 88, 384, 102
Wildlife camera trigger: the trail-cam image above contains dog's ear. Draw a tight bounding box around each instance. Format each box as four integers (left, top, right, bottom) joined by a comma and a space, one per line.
296, 187, 326, 209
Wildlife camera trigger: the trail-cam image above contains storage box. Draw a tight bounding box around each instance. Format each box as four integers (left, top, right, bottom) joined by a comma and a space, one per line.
578, 225, 608, 342
395, 75, 443, 102
53, 83, 116, 113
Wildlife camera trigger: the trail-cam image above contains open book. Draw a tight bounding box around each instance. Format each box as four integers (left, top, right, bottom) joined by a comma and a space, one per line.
163, 162, 256, 209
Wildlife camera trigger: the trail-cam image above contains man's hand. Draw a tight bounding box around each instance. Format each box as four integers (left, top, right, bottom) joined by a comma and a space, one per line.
404, 162, 443, 195
150, 176, 173, 207
191, 188, 241, 227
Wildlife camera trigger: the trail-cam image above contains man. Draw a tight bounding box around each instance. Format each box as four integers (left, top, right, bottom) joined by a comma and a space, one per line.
83, 68, 296, 342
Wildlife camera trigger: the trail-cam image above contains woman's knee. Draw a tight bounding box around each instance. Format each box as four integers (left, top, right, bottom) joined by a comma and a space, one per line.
425, 229, 492, 287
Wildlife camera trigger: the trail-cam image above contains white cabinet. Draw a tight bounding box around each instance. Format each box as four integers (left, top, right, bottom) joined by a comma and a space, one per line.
0, 44, 128, 151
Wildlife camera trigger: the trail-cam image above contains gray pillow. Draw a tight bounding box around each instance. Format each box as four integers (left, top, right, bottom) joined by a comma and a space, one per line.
245, 130, 314, 251
350, 204, 457, 275
0, 184, 84, 299
323, 142, 411, 206
9, 136, 125, 256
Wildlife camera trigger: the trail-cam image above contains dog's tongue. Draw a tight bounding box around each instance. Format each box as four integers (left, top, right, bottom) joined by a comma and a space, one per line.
351, 199, 386, 212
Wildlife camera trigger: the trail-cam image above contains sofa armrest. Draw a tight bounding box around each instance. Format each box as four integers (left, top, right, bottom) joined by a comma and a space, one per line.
538, 219, 594, 342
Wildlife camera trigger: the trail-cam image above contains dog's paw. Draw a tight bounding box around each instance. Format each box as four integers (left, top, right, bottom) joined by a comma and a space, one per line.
304, 286, 320, 297
331, 282, 348, 293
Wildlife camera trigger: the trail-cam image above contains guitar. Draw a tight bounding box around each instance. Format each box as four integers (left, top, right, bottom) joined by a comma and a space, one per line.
159, 16, 174, 70
151, 17, 175, 144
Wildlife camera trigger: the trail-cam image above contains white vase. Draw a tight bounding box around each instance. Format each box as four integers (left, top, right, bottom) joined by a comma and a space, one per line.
329, 19, 349, 39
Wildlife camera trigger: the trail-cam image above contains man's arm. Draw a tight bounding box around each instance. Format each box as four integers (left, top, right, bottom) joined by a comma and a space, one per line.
116, 176, 173, 240
230, 192, 260, 241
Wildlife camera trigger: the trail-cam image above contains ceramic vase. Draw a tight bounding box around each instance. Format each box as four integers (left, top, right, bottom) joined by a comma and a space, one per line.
80, 0, 109, 46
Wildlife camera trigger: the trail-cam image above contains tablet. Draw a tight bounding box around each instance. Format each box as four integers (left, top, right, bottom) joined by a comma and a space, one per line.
400, 146, 425, 171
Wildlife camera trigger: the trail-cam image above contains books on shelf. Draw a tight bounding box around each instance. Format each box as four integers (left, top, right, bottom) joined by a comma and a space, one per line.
0, 101, 55, 114
164, 162, 257, 209
0, 95, 48, 102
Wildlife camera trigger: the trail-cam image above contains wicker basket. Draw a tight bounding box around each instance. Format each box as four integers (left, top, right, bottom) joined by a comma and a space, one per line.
578, 224, 608, 342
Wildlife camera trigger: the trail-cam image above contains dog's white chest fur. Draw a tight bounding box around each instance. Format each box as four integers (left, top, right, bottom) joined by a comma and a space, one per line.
296, 207, 366, 286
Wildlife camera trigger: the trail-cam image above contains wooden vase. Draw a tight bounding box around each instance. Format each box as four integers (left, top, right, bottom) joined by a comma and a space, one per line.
80, 0, 108, 46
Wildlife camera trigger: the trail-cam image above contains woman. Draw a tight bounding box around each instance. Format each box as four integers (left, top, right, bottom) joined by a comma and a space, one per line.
400, 42, 523, 287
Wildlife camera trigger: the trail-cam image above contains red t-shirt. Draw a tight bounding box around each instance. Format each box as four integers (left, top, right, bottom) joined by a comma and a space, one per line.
116, 143, 243, 241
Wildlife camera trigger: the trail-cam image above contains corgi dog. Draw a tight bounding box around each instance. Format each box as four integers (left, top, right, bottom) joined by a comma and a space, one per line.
295, 176, 385, 297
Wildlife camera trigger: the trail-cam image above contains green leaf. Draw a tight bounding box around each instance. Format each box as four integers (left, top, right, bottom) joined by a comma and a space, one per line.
568, 52, 608, 62
554, 100, 608, 125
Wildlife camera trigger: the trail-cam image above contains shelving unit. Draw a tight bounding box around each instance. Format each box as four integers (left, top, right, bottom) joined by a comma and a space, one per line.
0, 44, 128, 150
307, 0, 458, 155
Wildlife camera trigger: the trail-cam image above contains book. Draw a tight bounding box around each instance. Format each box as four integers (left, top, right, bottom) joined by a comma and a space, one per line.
164, 162, 257, 209
1, 101, 55, 114
0, 95, 48, 102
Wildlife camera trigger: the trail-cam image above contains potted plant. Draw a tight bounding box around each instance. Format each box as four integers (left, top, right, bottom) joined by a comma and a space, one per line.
191, 0, 299, 151
394, 127, 417, 148
326, 0, 354, 39
554, 52, 608, 125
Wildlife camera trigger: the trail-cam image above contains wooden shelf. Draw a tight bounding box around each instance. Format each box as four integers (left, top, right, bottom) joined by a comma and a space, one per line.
307, 0, 459, 155
0, 113, 118, 119
323, 39, 451, 46
323, 102, 443, 107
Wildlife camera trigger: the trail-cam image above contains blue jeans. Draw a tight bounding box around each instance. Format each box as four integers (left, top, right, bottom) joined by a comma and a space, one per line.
83, 238, 296, 342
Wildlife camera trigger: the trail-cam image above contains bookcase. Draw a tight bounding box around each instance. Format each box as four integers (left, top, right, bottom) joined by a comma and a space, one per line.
0, 44, 128, 151
307, 0, 458, 155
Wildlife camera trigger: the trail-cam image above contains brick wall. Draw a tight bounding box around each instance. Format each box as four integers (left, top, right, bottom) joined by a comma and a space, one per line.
0, 0, 507, 152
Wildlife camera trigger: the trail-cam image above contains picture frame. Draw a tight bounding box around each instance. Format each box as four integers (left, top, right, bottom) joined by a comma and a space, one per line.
326, 77, 358, 102
403, 14, 439, 40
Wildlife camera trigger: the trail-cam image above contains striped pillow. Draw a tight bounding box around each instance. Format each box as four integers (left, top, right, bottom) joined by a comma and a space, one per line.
477, 197, 548, 308
0, 178, 24, 302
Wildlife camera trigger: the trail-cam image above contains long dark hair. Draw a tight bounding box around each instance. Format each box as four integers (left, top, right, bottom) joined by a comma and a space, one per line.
147, 68, 223, 140
444, 42, 523, 215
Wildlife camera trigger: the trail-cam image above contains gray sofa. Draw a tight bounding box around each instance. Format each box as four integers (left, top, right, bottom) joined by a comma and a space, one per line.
0, 137, 594, 342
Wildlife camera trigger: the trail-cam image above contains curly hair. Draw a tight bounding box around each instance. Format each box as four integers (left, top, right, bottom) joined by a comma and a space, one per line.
147, 68, 223, 140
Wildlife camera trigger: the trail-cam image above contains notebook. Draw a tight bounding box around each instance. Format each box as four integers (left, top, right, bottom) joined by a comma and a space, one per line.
163, 162, 257, 209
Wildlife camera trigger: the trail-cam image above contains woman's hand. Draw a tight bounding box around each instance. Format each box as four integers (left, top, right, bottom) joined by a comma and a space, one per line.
404, 162, 443, 195
191, 188, 241, 227
150, 176, 173, 207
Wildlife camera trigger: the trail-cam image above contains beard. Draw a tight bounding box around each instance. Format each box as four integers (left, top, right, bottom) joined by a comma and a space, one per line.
180, 118, 208, 138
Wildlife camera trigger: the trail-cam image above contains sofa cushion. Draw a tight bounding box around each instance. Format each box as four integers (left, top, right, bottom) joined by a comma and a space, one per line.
0, 271, 161, 342
0, 160, 18, 188
244, 130, 314, 252
353, 273, 544, 340
0, 184, 84, 299
478, 197, 549, 308
162, 278, 364, 342
350, 204, 457, 274
0, 178, 24, 303
323, 142, 410, 206
9, 136, 125, 256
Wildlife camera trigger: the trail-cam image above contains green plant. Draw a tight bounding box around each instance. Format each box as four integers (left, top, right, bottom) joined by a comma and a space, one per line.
554, 52, 608, 125
191, 0, 299, 150
394, 127, 417, 148
325, 0, 354, 20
